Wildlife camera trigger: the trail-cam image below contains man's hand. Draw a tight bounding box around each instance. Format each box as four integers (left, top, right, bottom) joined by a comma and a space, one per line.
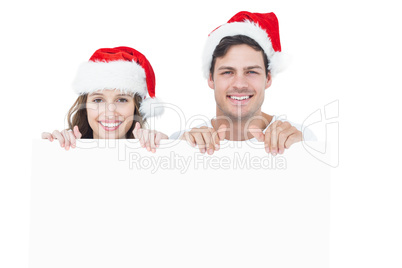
180, 125, 227, 155
132, 122, 169, 153
41, 125, 82, 151
249, 121, 302, 155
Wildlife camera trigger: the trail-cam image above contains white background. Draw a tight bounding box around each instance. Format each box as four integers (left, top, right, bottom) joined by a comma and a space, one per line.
1, 0, 401, 267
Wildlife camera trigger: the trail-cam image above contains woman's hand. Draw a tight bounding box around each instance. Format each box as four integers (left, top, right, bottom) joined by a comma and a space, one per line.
41, 126, 82, 150
132, 122, 168, 153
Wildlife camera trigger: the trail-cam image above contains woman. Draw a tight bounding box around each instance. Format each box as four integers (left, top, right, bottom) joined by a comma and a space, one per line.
42, 46, 168, 152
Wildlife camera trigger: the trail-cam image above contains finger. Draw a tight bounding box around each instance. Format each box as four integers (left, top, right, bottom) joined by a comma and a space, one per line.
137, 130, 145, 147
132, 122, 141, 139
277, 122, 292, 154
154, 132, 162, 150
193, 133, 207, 154
213, 125, 227, 150
73, 125, 82, 139
217, 125, 228, 141
61, 130, 71, 150
212, 130, 220, 151
183, 132, 196, 147
41, 132, 53, 142
203, 130, 215, 155
149, 131, 157, 153
248, 125, 265, 142
264, 127, 271, 153
284, 128, 302, 149
142, 130, 151, 151
68, 130, 77, 149
154, 132, 168, 148
52, 130, 65, 148
270, 121, 282, 155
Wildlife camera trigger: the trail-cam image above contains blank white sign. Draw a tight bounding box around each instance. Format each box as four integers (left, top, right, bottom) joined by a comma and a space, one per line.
30, 140, 330, 268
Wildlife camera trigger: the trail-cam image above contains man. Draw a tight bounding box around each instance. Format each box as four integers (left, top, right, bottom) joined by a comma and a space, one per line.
171, 11, 315, 155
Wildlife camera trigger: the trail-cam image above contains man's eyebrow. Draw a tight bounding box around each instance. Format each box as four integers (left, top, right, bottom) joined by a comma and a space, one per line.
244, 65, 263, 70
217, 66, 236, 71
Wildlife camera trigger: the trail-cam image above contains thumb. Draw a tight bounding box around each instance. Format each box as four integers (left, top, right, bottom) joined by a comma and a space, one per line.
73, 125, 82, 139
248, 125, 264, 142
133, 122, 141, 138
217, 124, 228, 141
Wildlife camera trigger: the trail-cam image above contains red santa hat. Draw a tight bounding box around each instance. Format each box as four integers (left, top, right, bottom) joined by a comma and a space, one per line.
202, 11, 288, 78
72, 46, 163, 119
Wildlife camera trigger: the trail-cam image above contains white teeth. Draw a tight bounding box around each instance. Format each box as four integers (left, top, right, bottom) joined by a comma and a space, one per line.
229, 96, 250, 100
100, 122, 122, 128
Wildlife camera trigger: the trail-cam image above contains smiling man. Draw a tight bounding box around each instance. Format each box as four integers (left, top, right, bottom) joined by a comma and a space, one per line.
171, 11, 315, 154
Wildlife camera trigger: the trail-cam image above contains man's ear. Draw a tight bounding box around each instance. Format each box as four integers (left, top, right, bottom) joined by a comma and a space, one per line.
208, 73, 214, 89
265, 72, 272, 90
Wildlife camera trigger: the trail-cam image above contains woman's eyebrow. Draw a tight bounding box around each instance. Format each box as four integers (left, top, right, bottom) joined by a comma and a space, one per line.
116, 94, 132, 97
89, 93, 103, 97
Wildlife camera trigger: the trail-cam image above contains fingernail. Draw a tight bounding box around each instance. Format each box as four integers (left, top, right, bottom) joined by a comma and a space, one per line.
201, 148, 206, 154
208, 149, 213, 155
215, 144, 220, 150
265, 147, 269, 153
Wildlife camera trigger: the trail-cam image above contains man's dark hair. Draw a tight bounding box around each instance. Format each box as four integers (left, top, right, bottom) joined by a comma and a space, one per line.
210, 35, 270, 79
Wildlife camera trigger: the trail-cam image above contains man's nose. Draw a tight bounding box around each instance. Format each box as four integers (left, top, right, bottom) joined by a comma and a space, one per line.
232, 74, 248, 89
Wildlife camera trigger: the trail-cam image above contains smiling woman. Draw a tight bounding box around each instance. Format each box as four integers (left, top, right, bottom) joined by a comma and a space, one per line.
67, 90, 143, 140
42, 46, 168, 151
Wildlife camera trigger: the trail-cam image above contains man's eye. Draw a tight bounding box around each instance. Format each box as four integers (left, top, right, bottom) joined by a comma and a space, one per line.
248, 71, 257, 74
222, 71, 232, 75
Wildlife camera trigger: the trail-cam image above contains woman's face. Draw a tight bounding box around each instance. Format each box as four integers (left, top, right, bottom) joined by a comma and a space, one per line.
86, 90, 135, 139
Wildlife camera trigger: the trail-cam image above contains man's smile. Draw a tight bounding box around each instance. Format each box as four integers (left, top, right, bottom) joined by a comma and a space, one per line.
227, 94, 254, 105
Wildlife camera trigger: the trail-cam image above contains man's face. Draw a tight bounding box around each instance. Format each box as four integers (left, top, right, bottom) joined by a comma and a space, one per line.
208, 44, 272, 120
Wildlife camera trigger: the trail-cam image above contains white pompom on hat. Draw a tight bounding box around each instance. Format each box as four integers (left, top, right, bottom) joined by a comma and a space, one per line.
202, 11, 289, 78
72, 46, 163, 119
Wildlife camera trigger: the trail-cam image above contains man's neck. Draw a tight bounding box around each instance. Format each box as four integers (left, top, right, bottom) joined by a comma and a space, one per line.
212, 112, 273, 141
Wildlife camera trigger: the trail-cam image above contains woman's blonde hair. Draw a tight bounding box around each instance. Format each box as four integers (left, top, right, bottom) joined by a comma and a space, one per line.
67, 93, 145, 138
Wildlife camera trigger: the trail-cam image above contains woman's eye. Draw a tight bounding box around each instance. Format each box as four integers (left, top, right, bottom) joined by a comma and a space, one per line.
93, 98, 103, 103
117, 98, 128, 103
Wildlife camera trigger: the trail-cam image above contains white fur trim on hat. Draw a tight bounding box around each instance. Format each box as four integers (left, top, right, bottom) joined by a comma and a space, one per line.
72, 60, 148, 96
139, 96, 164, 119
202, 20, 286, 78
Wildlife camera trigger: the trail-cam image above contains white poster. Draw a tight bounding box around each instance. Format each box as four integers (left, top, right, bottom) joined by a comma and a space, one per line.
30, 140, 330, 268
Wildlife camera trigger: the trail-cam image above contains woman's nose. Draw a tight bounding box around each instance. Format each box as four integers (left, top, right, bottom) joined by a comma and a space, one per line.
103, 103, 117, 117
